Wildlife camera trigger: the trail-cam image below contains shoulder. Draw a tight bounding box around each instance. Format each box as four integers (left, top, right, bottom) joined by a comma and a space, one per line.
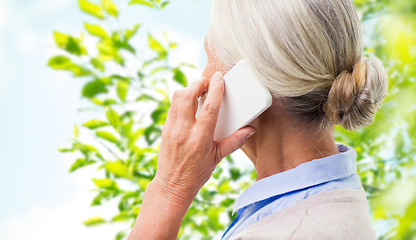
232, 189, 376, 240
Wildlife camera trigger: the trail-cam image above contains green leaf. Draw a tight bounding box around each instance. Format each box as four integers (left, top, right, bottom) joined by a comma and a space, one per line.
73, 142, 101, 158
99, 76, 112, 84
101, 0, 118, 17
90, 57, 105, 72
169, 42, 177, 49
111, 212, 134, 222
105, 160, 132, 179
148, 34, 167, 58
397, 198, 416, 239
79, 0, 104, 19
91, 191, 112, 206
208, 207, 224, 231
83, 216, 106, 226
84, 23, 109, 38
74, 125, 79, 139
69, 158, 96, 172
48, 55, 92, 76
84, 144, 104, 160
160, 1, 169, 9
92, 98, 117, 106
120, 120, 133, 138
150, 66, 169, 75
141, 57, 159, 68
115, 231, 127, 240
218, 180, 232, 194
58, 148, 74, 153
53, 32, 87, 56
92, 178, 119, 190
106, 108, 120, 130
117, 40, 135, 54
371, 177, 416, 219
82, 119, 109, 129
97, 38, 123, 63
96, 130, 119, 144
230, 167, 241, 180
129, 0, 154, 8
48, 55, 71, 68
127, 128, 145, 149
116, 80, 129, 102
106, 31, 135, 57
82, 80, 108, 98
179, 62, 198, 69
220, 198, 235, 208
125, 24, 141, 40
136, 94, 157, 102
173, 68, 187, 86
144, 125, 162, 145
151, 108, 167, 125
138, 178, 151, 190
118, 191, 140, 211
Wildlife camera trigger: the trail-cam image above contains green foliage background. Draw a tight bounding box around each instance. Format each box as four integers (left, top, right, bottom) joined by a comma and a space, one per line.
48, 0, 416, 239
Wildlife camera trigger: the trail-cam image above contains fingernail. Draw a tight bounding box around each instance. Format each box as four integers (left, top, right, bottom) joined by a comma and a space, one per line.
245, 131, 255, 139
212, 72, 223, 81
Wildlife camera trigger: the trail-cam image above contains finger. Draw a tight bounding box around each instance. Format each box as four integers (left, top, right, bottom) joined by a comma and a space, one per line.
177, 78, 210, 122
165, 103, 177, 126
196, 72, 224, 138
168, 78, 210, 126
216, 126, 256, 161
195, 92, 207, 116
187, 77, 210, 100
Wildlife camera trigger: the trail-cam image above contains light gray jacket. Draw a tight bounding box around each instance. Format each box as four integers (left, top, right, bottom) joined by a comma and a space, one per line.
231, 189, 376, 240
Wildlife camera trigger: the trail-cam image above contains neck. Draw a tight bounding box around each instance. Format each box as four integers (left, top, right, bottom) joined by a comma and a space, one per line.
241, 104, 339, 181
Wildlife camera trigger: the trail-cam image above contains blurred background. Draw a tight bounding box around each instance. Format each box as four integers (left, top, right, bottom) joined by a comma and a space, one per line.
0, 0, 415, 239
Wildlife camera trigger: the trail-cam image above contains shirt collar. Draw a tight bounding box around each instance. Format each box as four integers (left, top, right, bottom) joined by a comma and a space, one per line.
232, 144, 357, 214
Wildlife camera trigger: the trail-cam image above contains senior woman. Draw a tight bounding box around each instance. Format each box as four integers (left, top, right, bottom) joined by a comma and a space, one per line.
128, 0, 387, 239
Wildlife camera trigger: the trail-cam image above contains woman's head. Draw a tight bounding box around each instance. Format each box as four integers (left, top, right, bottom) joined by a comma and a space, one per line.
205, 0, 387, 131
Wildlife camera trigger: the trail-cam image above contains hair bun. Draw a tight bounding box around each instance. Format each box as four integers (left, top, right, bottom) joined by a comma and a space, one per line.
324, 58, 388, 130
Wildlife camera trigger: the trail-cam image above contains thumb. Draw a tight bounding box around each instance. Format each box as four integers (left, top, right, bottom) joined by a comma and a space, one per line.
217, 126, 256, 160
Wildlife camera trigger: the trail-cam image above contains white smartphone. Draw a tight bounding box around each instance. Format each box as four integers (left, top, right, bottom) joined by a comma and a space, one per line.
195, 60, 272, 141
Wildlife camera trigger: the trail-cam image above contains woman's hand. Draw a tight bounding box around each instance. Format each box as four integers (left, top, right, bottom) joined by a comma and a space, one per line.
127, 72, 255, 240
153, 71, 256, 205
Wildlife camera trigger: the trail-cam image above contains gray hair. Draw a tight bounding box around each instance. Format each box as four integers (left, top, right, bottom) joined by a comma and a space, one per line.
206, 0, 388, 131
